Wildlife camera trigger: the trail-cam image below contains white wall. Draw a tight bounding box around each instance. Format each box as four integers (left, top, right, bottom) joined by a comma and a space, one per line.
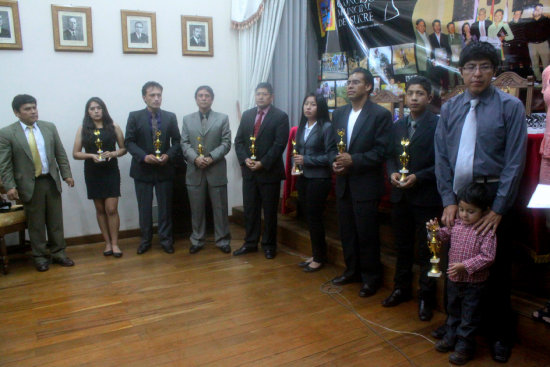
0, 0, 243, 238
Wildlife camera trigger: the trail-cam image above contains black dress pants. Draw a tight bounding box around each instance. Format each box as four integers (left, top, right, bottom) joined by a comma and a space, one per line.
296, 177, 332, 263
242, 176, 281, 250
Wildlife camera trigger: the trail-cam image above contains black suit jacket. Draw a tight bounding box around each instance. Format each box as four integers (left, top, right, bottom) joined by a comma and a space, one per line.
332, 100, 392, 201
234, 105, 289, 183
386, 111, 442, 207
295, 120, 337, 179
429, 32, 451, 60
470, 19, 492, 40
125, 108, 181, 182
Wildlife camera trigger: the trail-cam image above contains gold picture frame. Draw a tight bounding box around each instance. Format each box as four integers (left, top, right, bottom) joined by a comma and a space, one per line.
181, 15, 213, 57
121, 10, 157, 54
51, 5, 93, 52
0, 1, 22, 50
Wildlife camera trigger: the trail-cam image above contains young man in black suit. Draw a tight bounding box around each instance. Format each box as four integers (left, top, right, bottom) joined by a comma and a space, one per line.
331, 68, 393, 297
233, 82, 289, 259
125, 81, 181, 255
381, 76, 442, 321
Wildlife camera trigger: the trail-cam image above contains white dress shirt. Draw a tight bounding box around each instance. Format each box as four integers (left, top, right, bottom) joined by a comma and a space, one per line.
347, 109, 362, 147
303, 121, 317, 142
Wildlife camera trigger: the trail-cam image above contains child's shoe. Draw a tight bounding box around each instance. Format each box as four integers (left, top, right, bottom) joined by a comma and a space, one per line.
449, 350, 473, 365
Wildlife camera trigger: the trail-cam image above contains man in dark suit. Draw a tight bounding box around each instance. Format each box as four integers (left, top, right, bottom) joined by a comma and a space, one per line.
381, 76, 442, 320
429, 19, 451, 94
470, 8, 492, 41
331, 68, 393, 297
0, 94, 75, 272
125, 81, 181, 254
189, 26, 205, 47
62, 17, 83, 41
0, 14, 11, 38
181, 86, 232, 254
130, 21, 148, 43
233, 82, 289, 259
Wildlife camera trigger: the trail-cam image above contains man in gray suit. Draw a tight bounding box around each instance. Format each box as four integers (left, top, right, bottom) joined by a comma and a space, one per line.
181, 86, 232, 254
125, 81, 181, 255
0, 94, 75, 272
415, 19, 431, 77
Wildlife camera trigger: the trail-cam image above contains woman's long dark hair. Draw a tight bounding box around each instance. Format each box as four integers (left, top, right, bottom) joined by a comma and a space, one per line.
82, 97, 114, 144
299, 92, 331, 127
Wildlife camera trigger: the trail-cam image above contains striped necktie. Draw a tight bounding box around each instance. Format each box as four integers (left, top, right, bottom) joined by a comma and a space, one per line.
27, 126, 42, 177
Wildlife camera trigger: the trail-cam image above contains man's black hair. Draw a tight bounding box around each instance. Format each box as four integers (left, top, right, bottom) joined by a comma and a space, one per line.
255, 82, 273, 95
195, 85, 214, 99
432, 19, 441, 27
141, 81, 163, 96
350, 67, 374, 95
405, 76, 432, 95
12, 94, 37, 112
459, 41, 499, 68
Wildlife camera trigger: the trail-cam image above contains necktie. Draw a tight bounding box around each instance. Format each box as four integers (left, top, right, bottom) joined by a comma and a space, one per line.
408, 119, 417, 139
27, 126, 42, 177
151, 113, 158, 139
453, 99, 479, 193
253, 110, 264, 137
201, 114, 208, 133
480, 22, 486, 38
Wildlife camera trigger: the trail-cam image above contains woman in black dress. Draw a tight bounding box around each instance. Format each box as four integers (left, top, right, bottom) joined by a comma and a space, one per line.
73, 97, 126, 257
293, 93, 337, 272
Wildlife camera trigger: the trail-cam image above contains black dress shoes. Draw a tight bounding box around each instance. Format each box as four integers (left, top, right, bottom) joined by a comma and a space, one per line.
264, 249, 276, 259
418, 299, 434, 321
449, 351, 473, 365
331, 275, 360, 286
113, 251, 123, 258
491, 341, 511, 363
163, 245, 175, 254
36, 263, 49, 272
303, 263, 323, 273
382, 288, 412, 307
189, 245, 202, 254
137, 245, 150, 255
219, 245, 231, 254
435, 339, 454, 353
52, 257, 75, 267
233, 245, 258, 256
103, 250, 113, 256
359, 283, 379, 297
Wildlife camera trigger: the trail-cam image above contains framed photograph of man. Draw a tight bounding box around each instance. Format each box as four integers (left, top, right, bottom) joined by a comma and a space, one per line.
392, 43, 416, 75
0, 1, 22, 50
51, 5, 92, 52
181, 16, 213, 56
121, 10, 157, 54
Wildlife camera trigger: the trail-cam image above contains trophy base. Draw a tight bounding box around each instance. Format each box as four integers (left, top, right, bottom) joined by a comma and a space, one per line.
399, 169, 409, 182
427, 257, 441, 277
250, 157, 256, 161
291, 170, 303, 176
427, 271, 442, 278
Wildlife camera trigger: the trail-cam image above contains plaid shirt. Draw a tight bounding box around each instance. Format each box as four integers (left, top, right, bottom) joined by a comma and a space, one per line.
438, 219, 497, 283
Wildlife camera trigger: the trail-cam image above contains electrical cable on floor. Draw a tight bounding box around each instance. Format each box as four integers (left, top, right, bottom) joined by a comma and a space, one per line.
282, 248, 437, 367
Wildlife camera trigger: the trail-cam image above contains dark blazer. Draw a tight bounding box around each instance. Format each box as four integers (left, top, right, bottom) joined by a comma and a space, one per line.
295, 120, 337, 179
63, 29, 83, 41
235, 105, 289, 183
429, 32, 451, 60
470, 19, 492, 40
125, 108, 181, 182
386, 111, 442, 207
332, 100, 392, 201
130, 32, 148, 43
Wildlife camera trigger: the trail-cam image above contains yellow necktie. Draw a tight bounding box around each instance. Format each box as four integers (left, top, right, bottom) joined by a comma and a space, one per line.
27, 126, 42, 177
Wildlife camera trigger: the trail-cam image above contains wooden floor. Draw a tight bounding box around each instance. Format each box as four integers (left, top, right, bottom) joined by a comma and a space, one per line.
1, 224, 548, 367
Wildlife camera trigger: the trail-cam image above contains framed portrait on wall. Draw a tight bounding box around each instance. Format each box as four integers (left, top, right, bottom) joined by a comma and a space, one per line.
121, 10, 157, 54
181, 16, 213, 56
51, 5, 93, 52
0, 1, 22, 50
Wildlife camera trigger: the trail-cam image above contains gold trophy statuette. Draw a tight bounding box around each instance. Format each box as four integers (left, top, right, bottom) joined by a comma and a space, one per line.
427, 219, 442, 278
154, 130, 162, 159
337, 129, 346, 154
94, 129, 104, 161
399, 138, 410, 182
197, 136, 204, 157
249, 136, 257, 160
291, 140, 303, 176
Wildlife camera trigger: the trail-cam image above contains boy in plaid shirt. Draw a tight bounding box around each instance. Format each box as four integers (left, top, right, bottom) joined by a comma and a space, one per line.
427, 183, 497, 365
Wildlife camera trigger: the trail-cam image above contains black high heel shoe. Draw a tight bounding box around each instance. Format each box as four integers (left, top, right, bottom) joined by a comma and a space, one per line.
113, 251, 123, 258
103, 250, 113, 256
303, 263, 324, 273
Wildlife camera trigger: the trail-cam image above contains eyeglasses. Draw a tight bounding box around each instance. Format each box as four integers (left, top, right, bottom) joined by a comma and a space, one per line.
462, 64, 493, 73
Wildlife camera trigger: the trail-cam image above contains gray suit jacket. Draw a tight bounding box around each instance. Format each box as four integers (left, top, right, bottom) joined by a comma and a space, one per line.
415, 30, 430, 72
0, 121, 72, 202
181, 110, 231, 187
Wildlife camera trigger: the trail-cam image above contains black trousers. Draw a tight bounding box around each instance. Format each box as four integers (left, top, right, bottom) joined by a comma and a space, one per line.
336, 186, 382, 286
391, 198, 442, 300
134, 179, 173, 248
242, 176, 281, 250
296, 177, 332, 263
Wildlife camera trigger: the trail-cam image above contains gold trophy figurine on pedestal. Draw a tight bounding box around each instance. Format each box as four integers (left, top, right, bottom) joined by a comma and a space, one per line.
154, 131, 162, 159
337, 129, 346, 154
197, 136, 204, 157
249, 136, 257, 160
427, 219, 442, 278
291, 140, 303, 176
399, 138, 410, 182
94, 129, 104, 161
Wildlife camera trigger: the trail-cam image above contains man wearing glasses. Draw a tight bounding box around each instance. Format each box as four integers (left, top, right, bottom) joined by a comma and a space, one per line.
434, 42, 527, 363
